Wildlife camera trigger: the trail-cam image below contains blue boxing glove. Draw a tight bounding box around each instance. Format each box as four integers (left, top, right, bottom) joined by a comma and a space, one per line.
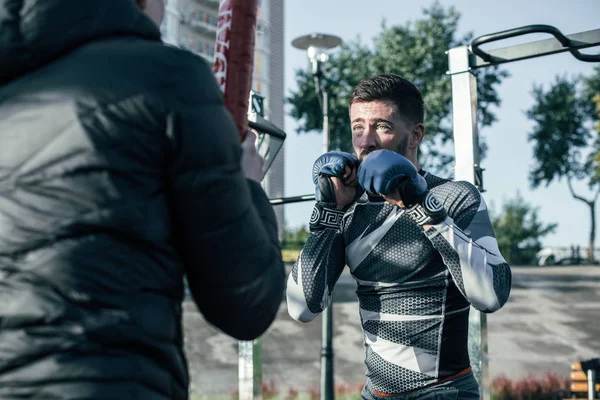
309, 151, 363, 231
358, 150, 426, 204
358, 149, 446, 225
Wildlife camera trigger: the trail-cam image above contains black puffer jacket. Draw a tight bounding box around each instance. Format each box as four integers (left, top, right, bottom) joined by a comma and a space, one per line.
0, 1, 284, 399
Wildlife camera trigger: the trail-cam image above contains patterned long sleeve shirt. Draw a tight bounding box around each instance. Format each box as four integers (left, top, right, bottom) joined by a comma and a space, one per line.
286, 170, 511, 394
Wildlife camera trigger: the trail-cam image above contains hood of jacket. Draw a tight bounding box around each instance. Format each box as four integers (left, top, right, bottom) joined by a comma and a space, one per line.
0, 0, 161, 84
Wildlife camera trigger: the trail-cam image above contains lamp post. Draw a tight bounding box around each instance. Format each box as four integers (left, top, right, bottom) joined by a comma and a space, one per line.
292, 32, 342, 400
292, 33, 342, 153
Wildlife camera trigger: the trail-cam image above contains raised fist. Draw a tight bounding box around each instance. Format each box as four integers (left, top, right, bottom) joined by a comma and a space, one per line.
312, 151, 362, 208
357, 149, 426, 207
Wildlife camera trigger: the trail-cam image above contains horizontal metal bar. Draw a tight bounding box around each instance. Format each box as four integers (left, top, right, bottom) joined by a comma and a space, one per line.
248, 112, 287, 140
471, 24, 570, 62
269, 194, 315, 205
470, 28, 600, 69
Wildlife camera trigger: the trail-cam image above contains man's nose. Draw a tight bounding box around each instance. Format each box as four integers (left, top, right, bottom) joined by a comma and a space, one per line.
359, 129, 378, 151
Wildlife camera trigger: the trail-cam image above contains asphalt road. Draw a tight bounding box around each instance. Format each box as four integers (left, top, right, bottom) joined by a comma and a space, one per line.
182, 265, 600, 396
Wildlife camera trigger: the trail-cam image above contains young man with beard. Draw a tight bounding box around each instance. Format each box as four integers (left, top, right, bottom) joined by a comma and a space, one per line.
287, 74, 511, 400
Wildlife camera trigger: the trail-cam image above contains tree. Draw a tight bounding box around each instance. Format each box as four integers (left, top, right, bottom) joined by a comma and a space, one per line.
287, 2, 509, 174
282, 224, 310, 250
590, 93, 600, 182
491, 193, 557, 265
582, 66, 600, 185
526, 66, 600, 263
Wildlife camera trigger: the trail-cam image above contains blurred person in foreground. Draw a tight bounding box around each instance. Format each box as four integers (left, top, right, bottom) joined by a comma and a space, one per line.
287, 74, 512, 400
0, 1, 284, 399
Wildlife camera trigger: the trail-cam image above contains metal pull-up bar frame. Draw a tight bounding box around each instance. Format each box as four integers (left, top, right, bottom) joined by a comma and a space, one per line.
470, 25, 600, 68
447, 24, 599, 400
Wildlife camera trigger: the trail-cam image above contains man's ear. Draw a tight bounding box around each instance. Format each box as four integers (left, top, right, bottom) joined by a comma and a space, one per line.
411, 123, 425, 148
135, 0, 147, 10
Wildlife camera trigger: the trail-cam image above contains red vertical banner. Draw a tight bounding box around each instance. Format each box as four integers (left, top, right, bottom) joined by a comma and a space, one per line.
212, 0, 259, 142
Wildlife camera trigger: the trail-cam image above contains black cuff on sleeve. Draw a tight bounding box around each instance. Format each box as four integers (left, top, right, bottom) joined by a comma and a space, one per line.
309, 203, 345, 232
405, 192, 447, 226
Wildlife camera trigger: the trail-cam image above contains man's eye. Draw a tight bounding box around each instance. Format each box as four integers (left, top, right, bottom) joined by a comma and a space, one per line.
352, 125, 364, 132
377, 125, 391, 131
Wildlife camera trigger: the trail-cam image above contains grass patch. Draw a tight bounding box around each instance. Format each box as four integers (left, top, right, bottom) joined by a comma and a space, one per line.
282, 249, 300, 263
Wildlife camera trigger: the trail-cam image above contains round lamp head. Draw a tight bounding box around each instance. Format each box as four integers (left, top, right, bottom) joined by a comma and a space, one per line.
291, 33, 343, 51
293, 33, 342, 77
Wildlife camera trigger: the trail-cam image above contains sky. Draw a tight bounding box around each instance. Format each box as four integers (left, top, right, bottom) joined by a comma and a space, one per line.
279, 0, 600, 249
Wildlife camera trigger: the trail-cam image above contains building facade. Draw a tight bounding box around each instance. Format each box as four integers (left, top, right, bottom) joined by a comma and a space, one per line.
162, 0, 285, 238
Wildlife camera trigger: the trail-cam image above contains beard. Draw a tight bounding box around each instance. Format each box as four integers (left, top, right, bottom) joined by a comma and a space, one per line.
395, 135, 409, 157
358, 149, 372, 161
358, 135, 409, 160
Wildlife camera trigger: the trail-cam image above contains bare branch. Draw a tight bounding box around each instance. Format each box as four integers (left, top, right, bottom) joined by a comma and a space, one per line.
567, 177, 593, 206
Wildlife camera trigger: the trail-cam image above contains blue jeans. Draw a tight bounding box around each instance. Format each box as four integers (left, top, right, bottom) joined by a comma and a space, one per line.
361, 371, 480, 400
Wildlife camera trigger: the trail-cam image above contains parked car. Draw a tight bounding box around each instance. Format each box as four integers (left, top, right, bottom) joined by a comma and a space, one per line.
536, 247, 600, 266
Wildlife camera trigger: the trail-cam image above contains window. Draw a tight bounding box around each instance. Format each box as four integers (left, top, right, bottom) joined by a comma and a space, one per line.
204, 41, 215, 57
253, 51, 269, 81
254, 53, 263, 75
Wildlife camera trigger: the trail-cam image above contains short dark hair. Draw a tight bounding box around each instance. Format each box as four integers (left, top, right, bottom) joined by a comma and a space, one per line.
349, 74, 424, 124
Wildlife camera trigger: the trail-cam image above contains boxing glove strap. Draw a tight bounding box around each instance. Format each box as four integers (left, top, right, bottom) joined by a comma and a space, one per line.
309, 203, 345, 231
405, 191, 447, 226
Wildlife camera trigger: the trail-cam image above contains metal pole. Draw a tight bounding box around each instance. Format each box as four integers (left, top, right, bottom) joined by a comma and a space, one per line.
321, 305, 334, 400
291, 33, 341, 400
322, 90, 329, 153
588, 369, 596, 400
320, 87, 335, 400
447, 45, 489, 400
270, 194, 316, 205
238, 93, 270, 400
239, 339, 262, 400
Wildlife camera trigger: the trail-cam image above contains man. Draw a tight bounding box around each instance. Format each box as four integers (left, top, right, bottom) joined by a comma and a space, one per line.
0, 1, 284, 399
287, 74, 511, 399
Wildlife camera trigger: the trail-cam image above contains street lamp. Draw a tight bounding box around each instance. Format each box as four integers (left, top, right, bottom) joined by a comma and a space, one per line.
292, 33, 342, 153
292, 32, 342, 400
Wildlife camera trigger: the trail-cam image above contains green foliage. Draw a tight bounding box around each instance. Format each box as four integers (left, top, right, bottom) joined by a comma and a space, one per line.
491, 193, 557, 265
526, 67, 600, 188
590, 92, 600, 184
282, 224, 310, 250
287, 2, 509, 174
526, 67, 600, 262
581, 66, 600, 186
526, 75, 590, 187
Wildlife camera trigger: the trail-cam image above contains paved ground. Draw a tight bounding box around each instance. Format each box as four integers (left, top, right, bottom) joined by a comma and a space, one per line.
182, 265, 600, 395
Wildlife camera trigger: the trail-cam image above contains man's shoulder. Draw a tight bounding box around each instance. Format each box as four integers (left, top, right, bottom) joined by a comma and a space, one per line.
424, 171, 477, 196
423, 171, 451, 189
101, 38, 212, 78
70, 37, 220, 105
83, 36, 208, 65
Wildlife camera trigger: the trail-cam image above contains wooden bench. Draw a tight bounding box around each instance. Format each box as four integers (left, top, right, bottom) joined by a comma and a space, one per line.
568, 362, 600, 399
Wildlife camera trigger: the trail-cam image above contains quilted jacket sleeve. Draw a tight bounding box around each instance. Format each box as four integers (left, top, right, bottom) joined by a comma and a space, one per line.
164, 55, 284, 341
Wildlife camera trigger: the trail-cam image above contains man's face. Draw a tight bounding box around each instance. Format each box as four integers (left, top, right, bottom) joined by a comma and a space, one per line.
350, 100, 411, 160
138, 0, 165, 27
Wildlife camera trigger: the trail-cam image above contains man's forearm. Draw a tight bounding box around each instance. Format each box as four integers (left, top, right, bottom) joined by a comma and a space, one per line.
425, 215, 511, 313
286, 229, 345, 322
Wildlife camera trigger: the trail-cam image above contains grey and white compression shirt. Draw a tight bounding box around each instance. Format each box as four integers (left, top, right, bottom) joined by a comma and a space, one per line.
286, 171, 511, 395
